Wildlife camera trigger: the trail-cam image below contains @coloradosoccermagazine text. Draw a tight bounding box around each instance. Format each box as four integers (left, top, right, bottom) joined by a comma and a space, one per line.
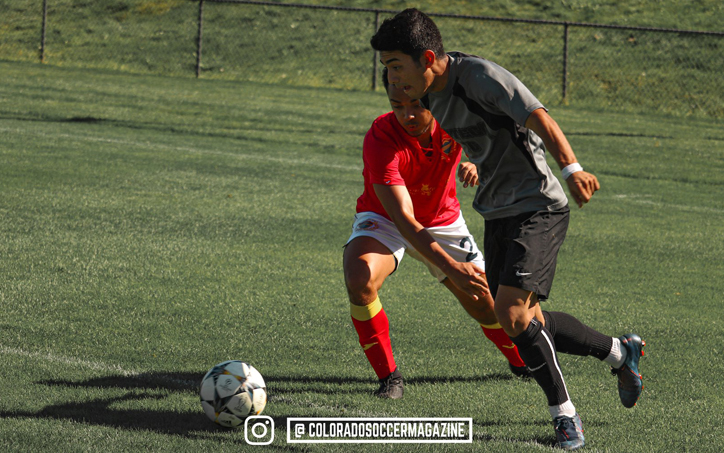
243, 417, 473, 445
286, 418, 472, 444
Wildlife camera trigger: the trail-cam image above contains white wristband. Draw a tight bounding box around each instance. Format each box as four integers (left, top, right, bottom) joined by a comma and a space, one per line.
561, 163, 583, 180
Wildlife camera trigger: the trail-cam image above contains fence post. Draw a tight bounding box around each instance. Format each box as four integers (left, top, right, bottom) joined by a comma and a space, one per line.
40, 0, 48, 63
562, 22, 569, 103
371, 10, 380, 90
196, 0, 205, 78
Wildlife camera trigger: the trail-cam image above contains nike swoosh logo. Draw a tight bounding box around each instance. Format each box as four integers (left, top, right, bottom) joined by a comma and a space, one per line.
516, 271, 532, 276
363, 342, 379, 351
502, 344, 517, 349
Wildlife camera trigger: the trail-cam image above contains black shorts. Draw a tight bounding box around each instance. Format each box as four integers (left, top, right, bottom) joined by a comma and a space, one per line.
483, 207, 570, 301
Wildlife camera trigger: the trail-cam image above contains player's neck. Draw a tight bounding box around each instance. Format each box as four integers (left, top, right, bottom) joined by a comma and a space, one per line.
428, 54, 450, 93
417, 122, 435, 148
417, 135, 432, 148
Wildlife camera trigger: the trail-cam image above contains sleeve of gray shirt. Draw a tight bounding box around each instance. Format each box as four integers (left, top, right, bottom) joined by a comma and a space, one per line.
462, 58, 545, 126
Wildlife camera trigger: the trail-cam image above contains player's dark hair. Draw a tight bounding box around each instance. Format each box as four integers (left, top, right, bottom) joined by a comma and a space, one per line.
382, 67, 390, 92
370, 8, 445, 62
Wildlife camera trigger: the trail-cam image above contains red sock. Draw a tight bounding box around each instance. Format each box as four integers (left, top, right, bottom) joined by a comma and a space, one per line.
481, 323, 526, 368
351, 297, 396, 380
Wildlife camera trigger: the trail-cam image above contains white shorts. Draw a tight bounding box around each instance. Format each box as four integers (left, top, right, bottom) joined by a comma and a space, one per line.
345, 212, 485, 282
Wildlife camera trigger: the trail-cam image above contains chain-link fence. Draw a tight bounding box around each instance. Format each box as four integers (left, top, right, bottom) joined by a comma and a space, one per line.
2, 0, 723, 117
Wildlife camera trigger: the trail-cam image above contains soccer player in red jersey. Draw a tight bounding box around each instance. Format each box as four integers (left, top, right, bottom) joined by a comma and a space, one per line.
343, 69, 527, 399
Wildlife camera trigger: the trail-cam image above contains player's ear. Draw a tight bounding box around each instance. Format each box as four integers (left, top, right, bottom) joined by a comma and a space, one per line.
422, 50, 436, 69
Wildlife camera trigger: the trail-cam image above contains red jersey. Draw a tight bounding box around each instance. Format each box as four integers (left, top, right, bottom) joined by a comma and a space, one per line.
355, 112, 463, 228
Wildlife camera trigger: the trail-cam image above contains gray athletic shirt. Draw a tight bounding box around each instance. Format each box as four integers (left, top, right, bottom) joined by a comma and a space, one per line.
421, 52, 568, 220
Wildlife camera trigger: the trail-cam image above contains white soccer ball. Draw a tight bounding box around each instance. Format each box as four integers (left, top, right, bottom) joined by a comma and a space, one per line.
199, 360, 267, 428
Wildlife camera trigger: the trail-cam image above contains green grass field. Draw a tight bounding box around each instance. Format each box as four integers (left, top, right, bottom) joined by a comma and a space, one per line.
1, 60, 724, 452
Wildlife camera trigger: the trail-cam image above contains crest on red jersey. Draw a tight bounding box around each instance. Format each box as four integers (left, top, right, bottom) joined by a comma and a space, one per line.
442, 138, 453, 155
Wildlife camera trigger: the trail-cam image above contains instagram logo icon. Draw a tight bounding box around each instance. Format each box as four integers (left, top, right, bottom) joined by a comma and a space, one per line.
244, 416, 275, 445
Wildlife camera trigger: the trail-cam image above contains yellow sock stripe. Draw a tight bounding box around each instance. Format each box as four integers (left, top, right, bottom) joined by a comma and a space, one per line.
350, 297, 383, 321
480, 322, 503, 329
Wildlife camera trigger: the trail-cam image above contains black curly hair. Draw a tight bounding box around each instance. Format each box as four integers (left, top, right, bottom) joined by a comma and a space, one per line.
370, 8, 445, 62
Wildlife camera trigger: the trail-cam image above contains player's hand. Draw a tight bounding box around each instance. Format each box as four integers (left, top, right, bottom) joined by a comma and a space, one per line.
458, 162, 479, 188
566, 170, 600, 208
447, 261, 489, 301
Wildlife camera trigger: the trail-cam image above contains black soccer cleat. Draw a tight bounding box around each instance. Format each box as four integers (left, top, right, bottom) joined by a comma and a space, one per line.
509, 363, 532, 379
374, 368, 404, 399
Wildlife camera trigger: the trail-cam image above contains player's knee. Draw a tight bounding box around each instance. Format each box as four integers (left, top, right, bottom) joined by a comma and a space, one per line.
494, 308, 534, 337
493, 304, 518, 334
344, 266, 377, 303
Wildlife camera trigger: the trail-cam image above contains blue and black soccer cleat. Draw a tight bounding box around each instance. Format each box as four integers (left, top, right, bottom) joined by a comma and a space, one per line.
553, 413, 585, 450
611, 333, 645, 408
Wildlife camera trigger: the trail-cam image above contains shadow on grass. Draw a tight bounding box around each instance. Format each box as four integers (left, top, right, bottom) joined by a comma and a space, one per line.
36, 370, 519, 395
40, 371, 203, 392
0, 370, 538, 441
0, 393, 223, 437
0, 113, 323, 145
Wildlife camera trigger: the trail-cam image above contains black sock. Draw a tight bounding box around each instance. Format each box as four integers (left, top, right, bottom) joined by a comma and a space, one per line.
510, 318, 569, 407
542, 311, 613, 361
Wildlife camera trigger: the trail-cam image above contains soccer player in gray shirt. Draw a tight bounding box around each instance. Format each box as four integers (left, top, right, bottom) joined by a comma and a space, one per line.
371, 8, 645, 450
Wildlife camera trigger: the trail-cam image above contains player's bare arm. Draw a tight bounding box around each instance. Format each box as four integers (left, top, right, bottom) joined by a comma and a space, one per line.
373, 183, 489, 300
525, 108, 600, 208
